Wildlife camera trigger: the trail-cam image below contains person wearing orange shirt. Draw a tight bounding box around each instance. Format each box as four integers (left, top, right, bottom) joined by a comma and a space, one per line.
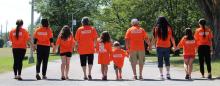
96, 31, 112, 80
176, 28, 197, 80
75, 17, 98, 80
152, 17, 176, 80
33, 18, 55, 80
9, 19, 32, 80
111, 41, 127, 80
125, 19, 151, 80
54, 25, 75, 80
194, 19, 213, 79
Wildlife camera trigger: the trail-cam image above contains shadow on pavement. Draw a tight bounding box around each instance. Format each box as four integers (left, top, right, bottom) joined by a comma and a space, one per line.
67, 79, 84, 81
169, 79, 194, 81
193, 78, 215, 81
89, 79, 134, 81
46, 79, 62, 81
141, 79, 164, 81
20, 79, 37, 81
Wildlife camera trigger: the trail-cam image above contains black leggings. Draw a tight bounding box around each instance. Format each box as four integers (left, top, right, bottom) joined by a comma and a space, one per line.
12, 48, 26, 76
36, 45, 50, 76
198, 45, 212, 75
80, 54, 94, 66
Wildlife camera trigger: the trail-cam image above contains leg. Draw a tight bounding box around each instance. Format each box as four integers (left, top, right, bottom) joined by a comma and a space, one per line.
138, 51, 145, 78
164, 48, 170, 75
17, 49, 26, 76
88, 54, 94, 76
61, 56, 66, 77
42, 47, 50, 77
198, 46, 205, 77
36, 46, 43, 74
184, 58, 190, 75
12, 49, 18, 77
65, 57, 71, 78
188, 58, 195, 77
204, 46, 212, 74
129, 51, 137, 78
80, 55, 87, 79
119, 68, 122, 79
157, 48, 164, 76
114, 65, 119, 79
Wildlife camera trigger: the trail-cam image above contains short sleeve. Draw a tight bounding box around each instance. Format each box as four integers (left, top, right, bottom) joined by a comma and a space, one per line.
178, 37, 185, 48
33, 29, 38, 39
56, 37, 61, 46
92, 28, 98, 40
24, 30, 30, 41
72, 36, 75, 46
48, 28, 53, 38
125, 29, 130, 40
9, 30, 13, 41
75, 28, 80, 41
194, 29, 199, 41
143, 29, 148, 39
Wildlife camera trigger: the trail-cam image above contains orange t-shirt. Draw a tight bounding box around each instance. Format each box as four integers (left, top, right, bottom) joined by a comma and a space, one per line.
125, 26, 148, 51
155, 27, 173, 48
178, 36, 197, 55
97, 41, 112, 65
56, 34, 75, 53
194, 27, 213, 46
75, 26, 98, 54
111, 48, 127, 68
34, 27, 53, 46
9, 28, 30, 49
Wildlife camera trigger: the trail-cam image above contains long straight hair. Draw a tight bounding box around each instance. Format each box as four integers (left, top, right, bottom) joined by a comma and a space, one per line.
15, 19, 23, 39
60, 25, 71, 41
155, 17, 171, 40
199, 18, 206, 38
185, 28, 194, 40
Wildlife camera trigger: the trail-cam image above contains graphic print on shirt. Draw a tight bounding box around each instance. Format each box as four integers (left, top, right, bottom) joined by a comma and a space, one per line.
81, 30, 92, 34
131, 29, 142, 34
98, 42, 107, 53
12, 32, 22, 36
113, 54, 123, 58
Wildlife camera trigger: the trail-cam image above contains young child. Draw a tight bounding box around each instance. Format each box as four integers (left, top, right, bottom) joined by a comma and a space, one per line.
54, 25, 75, 80
96, 31, 112, 80
176, 28, 197, 80
111, 41, 127, 80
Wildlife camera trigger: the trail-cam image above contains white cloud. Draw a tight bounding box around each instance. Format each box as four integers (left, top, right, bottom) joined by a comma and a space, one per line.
0, 0, 40, 32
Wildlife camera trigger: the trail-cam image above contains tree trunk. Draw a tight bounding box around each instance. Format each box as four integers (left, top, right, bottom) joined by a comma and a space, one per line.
196, 0, 220, 59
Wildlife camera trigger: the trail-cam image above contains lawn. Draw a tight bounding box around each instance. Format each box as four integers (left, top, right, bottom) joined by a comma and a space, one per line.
0, 48, 60, 73
146, 50, 220, 77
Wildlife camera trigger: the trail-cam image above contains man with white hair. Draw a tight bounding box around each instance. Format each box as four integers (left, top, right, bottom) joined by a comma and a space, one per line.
125, 18, 151, 80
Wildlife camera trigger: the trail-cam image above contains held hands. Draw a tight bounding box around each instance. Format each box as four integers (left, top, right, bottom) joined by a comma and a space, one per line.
32, 44, 37, 52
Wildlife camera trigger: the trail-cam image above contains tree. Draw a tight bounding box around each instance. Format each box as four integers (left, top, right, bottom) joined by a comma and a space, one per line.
196, 0, 220, 59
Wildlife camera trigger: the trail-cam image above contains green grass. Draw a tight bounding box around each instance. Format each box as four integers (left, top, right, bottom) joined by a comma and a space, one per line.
0, 48, 60, 73
146, 50, 220, 77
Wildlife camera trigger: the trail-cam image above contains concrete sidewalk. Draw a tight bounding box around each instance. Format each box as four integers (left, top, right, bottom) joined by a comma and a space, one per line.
0, 54, 219, 86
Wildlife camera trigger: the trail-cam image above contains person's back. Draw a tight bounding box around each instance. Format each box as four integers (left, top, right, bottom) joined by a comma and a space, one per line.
10, 28, 29, 48
34, 27, 53, 46
111, 48, 127, 68
75, 25, 97, 54
125, 25, 148, 51
194, 27, 213, 46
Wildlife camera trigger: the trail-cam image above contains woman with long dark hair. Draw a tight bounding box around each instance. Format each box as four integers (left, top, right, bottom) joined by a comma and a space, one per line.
33, 18, 54, 80
194, 19, 213, 79
54, 25, 75, 80
9, 19, 32, 80
75, 17, 98, 80
152, 16, 176, 79
177, 28, 197, 80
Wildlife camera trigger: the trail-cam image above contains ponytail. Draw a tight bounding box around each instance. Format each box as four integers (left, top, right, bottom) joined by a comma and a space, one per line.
199, 19, 206, 38
15, 19, 23, 39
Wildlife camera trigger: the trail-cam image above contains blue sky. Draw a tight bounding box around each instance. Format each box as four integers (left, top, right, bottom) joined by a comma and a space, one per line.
0, 0, 40, 33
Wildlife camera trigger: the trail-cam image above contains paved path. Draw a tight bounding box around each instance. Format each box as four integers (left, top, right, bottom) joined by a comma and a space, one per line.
0, 54, 219, 86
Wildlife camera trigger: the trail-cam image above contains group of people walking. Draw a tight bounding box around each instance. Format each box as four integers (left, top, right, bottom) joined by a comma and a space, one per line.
9, 16, 213, 81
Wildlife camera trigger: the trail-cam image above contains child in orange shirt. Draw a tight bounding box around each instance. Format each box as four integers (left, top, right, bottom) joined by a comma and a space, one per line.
54, 25, 75, 80
111, 41, 127, 80
96, 31, 112, 80
176, 28, 197, 80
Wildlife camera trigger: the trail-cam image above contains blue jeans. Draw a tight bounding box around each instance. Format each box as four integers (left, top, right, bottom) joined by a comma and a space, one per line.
156, 47, 170, 68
